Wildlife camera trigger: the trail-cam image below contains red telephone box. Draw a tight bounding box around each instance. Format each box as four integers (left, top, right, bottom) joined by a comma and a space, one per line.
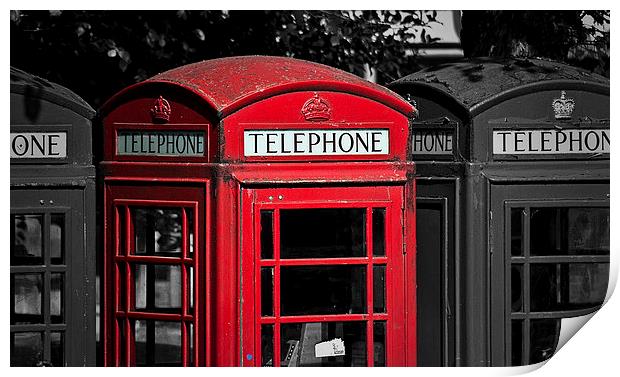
99, 56, 417, 366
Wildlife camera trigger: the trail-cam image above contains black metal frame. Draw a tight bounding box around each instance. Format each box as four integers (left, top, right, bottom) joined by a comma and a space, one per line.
490, 184, 610, 366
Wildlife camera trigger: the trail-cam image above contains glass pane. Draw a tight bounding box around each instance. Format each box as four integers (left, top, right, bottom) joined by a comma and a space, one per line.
281, 265, 366, 316
133, 208, 183, 256
530, 264, 558, 312
280, 208, 366, 259
280, 322, 367, 367
566, 263, 609, 306
531, 263, 608, 311
134, 320, 147, 366
12, 273, 43, 324
187, 208, 195, 259
372, 208, 386, 256
118, 319, 126, 365
51, 332, 64, 367
117, 207, 126, 256
155, 265, 182, 309
531, 207, 609, 256
134, 320, 182, 366
511, 208, 523, 257
567, 208, 609, 254
261, 267, 274, 317
260, 210, 274, 259
373, 321, 386, 367
530, 319, 560, 364
511, 320, 523, 366
261, 324, 274, 366
50, 214, 65, 264
511, 265, 523, 312
188, 266, 194, 313
117, 263, 126, 311
135, 264, 147, 310
12, 214, 43, 265
11, 332, 43, 366
155, 321, 182, 366
134, 264, 182, 311
373, 265, 386, 313
188, 322, 194, 365
51, 273, 64, 323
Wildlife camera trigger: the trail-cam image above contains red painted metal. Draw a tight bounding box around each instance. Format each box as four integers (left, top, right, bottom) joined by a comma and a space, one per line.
241, 186, 408, 367
100, 56, 417, 367
101, 56, 415, 118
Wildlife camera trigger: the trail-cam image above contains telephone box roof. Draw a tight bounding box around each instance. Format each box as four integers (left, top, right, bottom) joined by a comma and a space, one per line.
390, 57, 609, 117
10, 66, 95, 119
102, 56, 416, 118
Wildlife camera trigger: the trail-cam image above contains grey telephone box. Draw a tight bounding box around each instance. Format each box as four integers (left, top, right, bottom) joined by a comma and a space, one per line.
10, 67, 97, 366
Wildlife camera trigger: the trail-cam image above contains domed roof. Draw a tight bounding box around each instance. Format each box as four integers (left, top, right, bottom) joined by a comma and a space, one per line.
103, 56, 415, 118
11, 66, 95, 119
390, 57, 608, 116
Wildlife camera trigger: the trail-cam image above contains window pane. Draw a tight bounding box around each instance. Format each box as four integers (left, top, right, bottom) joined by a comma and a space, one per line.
530, 319, 560, 364
154, 321, 182, 366
12, 214, 43, 265
374, 321, 386, 367
531, 263, 608, 312
51, 273, 64, 323
117, 263, 126, 311
260, 210, 274, 259
134, 264, 147, 310
12, 273, 43, 324
134, 320, 182, 366
281, 265, 366, 316
50, 214, 65, 264
372, 208, 386, 256
511, 265, 523, 312
187, 208, 195, 259
188, 266, 194, 314
188, 322, 194, 365
567, 208, 609, 254
133, 208, 183, 257
280, 208, 366, 259
261, 267, 274, 317
134, 264, 182, 311
511, 320, 523, 366
134, 320, 147, 366
51, 332, 64, 367
280, 322, 367, 367
373, 265, 386, 313
511, 208, 523, 257
530, 264, 558, 312
261, 324, 274, 366
531, 207, 609, 256
567, 263, 609, 306
11, 332, 43, 366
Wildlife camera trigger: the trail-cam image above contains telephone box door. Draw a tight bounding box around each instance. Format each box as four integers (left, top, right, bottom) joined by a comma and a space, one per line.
241, 186, 409, 367
104, 183, 208, 366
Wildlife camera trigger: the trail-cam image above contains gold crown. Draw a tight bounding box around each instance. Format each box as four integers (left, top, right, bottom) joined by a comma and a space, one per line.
150, 95, 171, 123
301, 93, 331, 121
552, 91, 575, 120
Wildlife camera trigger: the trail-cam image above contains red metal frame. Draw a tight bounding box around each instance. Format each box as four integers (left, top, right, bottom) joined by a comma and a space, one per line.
241, 186, 408, 367
100, 57, 417, 367
103, 182, 209, 366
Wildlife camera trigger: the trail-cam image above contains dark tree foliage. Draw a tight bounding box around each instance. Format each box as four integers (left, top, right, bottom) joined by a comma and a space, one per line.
460, 10, 610, 77
10, 10, 440, 107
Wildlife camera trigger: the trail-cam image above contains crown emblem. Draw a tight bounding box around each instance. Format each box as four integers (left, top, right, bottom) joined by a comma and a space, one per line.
150, 95, 171, 123
301, 93, 331, 121
552, 91, 575, 120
